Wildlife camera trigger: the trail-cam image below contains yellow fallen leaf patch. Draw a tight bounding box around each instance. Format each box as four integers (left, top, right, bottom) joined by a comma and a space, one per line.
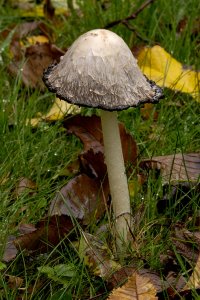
137, 45, 200, 101
108, 272, 158, 300
27, 98, 81, 126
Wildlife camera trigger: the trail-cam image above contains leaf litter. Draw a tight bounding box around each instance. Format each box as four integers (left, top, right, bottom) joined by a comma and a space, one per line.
1, 9, 200, 298
2, 111, 200, 298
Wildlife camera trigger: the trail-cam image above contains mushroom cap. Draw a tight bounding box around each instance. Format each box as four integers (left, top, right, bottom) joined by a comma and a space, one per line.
43, 29, 163, 111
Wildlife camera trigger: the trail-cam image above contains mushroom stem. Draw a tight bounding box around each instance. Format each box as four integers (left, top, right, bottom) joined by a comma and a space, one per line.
101, 110, 131, 248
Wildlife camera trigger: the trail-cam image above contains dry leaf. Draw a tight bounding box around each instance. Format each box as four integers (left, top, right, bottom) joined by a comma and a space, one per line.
108, 272, 158, 300
8, 43, 64, 89
3, 236, 18, 262
137, 45, 200, 100
182, 254, 200, 292
14, 215, 73, 254
9, 0, 70, 17
78, 232, 121, 279
6, 21, 64, 89
177, 230, 200, 291
5, 275, 24, 289
49, 174, 107, 225
14, 177, 37, 197
27, 98, 80, 126
140, 152, 200, 184
64, 114, 137, 169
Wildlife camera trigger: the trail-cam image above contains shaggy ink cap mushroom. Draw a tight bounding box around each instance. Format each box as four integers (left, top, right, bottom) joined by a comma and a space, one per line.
43, 29, 163, 110
43, 29, 163, 251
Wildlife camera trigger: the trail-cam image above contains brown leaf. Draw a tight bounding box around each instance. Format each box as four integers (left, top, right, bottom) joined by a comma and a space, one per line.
79, 232, 121, 279
108, 272, 158, 299
3, 236, 18, 262
79, 148, 107, 180
13, 215, 73, 254
14, 177, 37, 197
172, 225, 199, 263
140, 152, 200, 184
49, 174, 108, 225
8, 43, 64, 90
64, 114, 137, 171
18, 223, 37, 235
172, 226, 200, 292
140, 103, 158, 120
64, 115, 104, 151
3, 21, 64, 89
107, 266, 164, 293
5, 275, 24, 289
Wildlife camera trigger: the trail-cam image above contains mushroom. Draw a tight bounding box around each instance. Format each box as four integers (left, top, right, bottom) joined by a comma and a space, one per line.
43, 29, 163, 249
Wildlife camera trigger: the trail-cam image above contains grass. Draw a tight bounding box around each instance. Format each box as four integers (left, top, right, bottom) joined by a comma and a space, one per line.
0, 0, 200, 299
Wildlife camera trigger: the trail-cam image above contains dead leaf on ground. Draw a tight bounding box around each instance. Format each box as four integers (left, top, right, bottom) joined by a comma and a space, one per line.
8, 42, 64, 89
164, 224, 200, 297
107, 266, 164, 294
27, 98, 80, 126
3, 236, 18, 262
108, 271, 158, 300
5, 275, 24, 289
171, 225, 200, 292
182, 251, 200, 292
172, 225, 199, 263
64, 114, 138, 174
4, 21, 64, 89
140, 152, 200, 184
14, 177, 37, 197
13, 215, 73, 254
8, 0, 69, 18
78, 232, 121, 279
137, 45, 200, 101
49, 174, 108, 225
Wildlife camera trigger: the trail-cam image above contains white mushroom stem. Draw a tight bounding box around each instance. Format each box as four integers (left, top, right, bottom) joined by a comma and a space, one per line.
101, 110, 131, 247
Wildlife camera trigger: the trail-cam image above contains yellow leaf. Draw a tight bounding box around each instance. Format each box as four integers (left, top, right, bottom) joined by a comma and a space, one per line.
45, 98, 80, 121
20, 35, 49, 48
27, 98, 80, 127
182, 237, 200, 291
20, 4, 44, 17
137, 46, 200, 101
108, 272, 158, 300
26, 35, 49, 45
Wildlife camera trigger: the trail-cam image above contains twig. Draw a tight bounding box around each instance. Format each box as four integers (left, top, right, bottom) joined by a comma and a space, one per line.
105, 0, 156, 29
121, 20, 151, 43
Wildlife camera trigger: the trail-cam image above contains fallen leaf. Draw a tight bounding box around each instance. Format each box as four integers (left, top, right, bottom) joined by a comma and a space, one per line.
9, 0, 70, 17
14, 177, 37, 197
49, 174, 108, 225
140, 152, 200, 184
173, 228, 200, 292
108, 272, 158, 299
3, 236, 18, 262
18, 223, 37, 235
172, 225, 199, 263
78, 232, 121, 279
24, 35, 49, 46
137, 45, 200, 100
5, 275, 24, 289
182, 256, 200, 292
27, 98, 80, 126
8, 42, 64, 89
13, 215, 74, 254
107, 265, 164, 293
4, 21, 64, 89
64, 114, 137, 170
